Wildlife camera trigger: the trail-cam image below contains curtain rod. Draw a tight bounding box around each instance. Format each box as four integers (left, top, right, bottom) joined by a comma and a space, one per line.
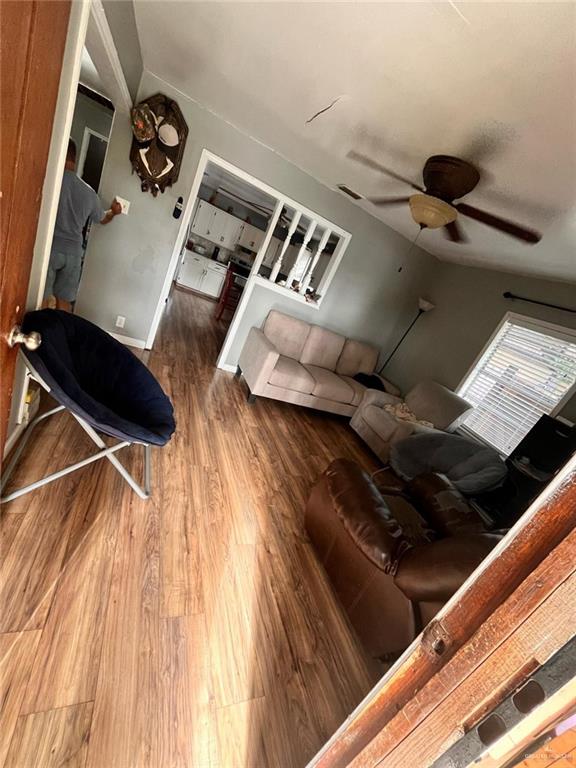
503, 291, 576, 315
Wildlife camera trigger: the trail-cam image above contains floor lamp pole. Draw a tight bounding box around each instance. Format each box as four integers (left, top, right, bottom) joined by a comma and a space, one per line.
378, 309, 424, 375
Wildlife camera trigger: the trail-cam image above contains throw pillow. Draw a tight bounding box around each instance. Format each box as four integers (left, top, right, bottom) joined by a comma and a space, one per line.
353, 372, 385, 391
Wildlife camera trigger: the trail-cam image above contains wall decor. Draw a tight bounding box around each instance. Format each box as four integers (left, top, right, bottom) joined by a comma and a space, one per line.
129, 93, 188, 197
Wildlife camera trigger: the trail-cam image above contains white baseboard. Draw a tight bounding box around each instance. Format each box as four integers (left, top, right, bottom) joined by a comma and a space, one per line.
109, 332, 147, 349
218, 363, 238, 373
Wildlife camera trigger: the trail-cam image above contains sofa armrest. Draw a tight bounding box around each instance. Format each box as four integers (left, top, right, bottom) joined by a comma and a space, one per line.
359, 389, 403, 409
238, 328, 280, 395
394, 534, 502, 602
323, 459, 410, 574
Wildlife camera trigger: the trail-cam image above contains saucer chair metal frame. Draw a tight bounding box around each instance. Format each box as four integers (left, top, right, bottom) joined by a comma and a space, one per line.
1, 355, 152, 504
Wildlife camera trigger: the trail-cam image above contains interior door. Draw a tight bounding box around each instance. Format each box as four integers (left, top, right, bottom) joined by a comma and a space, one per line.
0, 0, 71, 452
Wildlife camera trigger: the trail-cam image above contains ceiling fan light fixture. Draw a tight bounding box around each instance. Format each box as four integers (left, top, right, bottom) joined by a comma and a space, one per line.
409, 194, 457, 229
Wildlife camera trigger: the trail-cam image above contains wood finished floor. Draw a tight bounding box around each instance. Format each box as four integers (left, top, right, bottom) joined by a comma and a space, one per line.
0, 288, 381, 768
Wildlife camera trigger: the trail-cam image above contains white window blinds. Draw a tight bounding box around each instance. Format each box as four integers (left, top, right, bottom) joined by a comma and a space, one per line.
458, 314, 576, 455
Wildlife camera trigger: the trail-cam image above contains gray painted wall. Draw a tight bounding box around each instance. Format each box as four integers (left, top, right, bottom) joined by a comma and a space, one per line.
102, 0, 143, 101
385, 262, 576, 422
77, 70, 437, 361
70, 91, 113, 157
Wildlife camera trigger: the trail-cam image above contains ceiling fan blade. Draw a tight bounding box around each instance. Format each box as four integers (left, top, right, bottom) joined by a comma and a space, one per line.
455, 202, 541, 243
347, 150, 424, 191
443, 220, 468, 243
367, 196, 411, 206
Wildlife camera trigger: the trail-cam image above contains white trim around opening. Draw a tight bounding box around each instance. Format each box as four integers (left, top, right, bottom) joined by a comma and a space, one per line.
144, 148, 352, 353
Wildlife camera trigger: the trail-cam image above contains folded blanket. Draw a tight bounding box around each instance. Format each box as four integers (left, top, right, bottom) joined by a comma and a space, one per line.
383, 402, 433, 429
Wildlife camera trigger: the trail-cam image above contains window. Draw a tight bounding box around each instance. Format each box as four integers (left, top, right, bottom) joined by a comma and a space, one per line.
457, 313, 576, 455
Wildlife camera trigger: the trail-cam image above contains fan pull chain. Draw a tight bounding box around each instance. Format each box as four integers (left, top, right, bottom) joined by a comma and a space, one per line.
398, 227, 424, 272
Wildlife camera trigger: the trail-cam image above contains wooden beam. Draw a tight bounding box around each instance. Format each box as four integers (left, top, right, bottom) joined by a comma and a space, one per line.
309, 464, 576, 768
352, 572, 576, 766
345, 527, 576, 767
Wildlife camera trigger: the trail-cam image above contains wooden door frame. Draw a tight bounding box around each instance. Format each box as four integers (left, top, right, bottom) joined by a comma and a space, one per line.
308, 455, 576, 767
3, 0, 132, 458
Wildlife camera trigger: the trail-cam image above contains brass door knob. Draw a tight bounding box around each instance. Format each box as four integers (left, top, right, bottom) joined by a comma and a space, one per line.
7, 326, 42, 350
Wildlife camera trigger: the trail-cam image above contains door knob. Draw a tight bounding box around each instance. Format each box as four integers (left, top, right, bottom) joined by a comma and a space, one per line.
7, 326, 42, 350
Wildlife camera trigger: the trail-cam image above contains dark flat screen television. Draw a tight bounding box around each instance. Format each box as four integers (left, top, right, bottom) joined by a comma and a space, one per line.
509, 415, 576, 475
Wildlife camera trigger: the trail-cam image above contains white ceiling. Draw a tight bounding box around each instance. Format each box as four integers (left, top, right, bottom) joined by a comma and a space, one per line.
203, 162, 277, 213
134, 2, 576, 282
79, 47, 109, 99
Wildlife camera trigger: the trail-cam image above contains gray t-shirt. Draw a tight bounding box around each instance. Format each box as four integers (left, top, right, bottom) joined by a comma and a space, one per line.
52, 170, 106, 254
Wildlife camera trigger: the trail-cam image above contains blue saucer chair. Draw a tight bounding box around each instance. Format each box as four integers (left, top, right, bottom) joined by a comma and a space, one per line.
1, 310, 175, 503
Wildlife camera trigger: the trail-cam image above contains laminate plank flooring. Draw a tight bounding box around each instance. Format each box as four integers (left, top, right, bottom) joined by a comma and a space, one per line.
5, 702, 93, 768
0, 288, 380, 767
0, 632, 42, 768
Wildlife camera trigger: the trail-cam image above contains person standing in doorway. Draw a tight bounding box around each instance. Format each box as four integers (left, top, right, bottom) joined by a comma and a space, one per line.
44, 139, 122, 311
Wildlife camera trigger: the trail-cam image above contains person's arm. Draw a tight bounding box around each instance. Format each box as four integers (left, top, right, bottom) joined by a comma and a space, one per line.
100, 199, 122, 225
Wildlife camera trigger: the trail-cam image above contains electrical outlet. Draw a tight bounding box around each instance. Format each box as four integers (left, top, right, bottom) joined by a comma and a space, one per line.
115, 315, 126, 329
116, 196, 130, 215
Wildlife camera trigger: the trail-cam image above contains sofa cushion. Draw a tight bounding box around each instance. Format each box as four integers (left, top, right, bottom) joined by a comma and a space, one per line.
404, 380, 471, 430
263, 310, 311, 360
268, 355, 315, 393
336, 339, 379, 377
304, 365, 355, 404
339, 375, 366, 407
390, 432, 507, 495
300, 326, 346, 371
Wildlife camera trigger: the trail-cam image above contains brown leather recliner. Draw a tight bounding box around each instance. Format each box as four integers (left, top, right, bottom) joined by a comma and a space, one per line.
305, 459, 503, 660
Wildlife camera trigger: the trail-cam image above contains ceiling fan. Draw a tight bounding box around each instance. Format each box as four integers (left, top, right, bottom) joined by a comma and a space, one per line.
347, 150, 542, 244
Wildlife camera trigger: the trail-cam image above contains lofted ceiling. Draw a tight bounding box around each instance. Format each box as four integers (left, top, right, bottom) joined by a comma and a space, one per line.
134, 2, 576, 282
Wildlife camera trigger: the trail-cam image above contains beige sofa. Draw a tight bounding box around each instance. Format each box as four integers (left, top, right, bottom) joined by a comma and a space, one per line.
237, 310, 398, 416
350, 382, 472, 463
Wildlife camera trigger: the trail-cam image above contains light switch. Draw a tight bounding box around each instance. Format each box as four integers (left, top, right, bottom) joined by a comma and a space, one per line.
116, 196, 130, 215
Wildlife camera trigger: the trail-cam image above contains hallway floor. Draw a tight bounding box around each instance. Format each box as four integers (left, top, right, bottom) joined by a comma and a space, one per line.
0, 289, 380, 768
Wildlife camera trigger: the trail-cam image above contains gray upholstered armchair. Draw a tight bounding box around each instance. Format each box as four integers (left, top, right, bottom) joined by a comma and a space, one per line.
350, 380, 472, 463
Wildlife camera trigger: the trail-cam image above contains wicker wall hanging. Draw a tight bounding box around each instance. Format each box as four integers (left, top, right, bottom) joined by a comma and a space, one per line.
129, 93, 188, 197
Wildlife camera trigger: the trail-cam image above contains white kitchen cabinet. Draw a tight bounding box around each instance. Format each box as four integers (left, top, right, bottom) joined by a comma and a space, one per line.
177, 252, 227, 298
201, 267, 226, 298
191, 200, 215, 239
190, 200, 243, 249
177, 253, 206, 291
212, 209, 243, 249
238, 223, 265, 253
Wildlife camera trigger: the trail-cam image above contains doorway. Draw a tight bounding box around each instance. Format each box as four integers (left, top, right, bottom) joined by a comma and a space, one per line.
67, 80, 115, 265
171, 160, 278, 331
78, 129, 108, 191
147, 150, 351, 368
